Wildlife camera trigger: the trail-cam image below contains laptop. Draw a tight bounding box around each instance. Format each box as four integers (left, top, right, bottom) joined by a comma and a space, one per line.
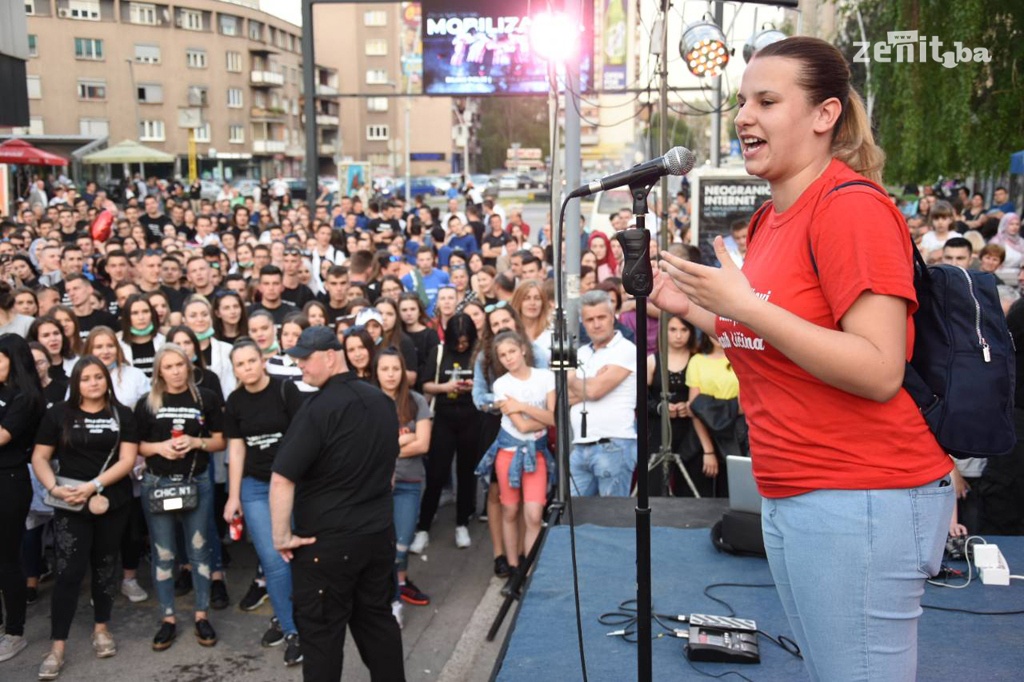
727, 455, 763, 514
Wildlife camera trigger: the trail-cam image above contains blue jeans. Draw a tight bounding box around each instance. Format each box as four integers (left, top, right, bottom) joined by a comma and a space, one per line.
241, 476, 296, 635
761, 476, 954, 682
141, 472, 214, 617
569, 438, 637, 497
393, 480, 422, 573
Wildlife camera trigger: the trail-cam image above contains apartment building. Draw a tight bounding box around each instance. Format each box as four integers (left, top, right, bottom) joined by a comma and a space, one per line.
10, 0, 343, 178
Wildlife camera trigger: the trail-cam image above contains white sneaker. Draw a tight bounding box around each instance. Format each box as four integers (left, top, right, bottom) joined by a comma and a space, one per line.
409, 531, 429, 555
0, 633, 28, 662
391, 600, 404, 630
455, 525, 471, 549
121, 578, 148, 603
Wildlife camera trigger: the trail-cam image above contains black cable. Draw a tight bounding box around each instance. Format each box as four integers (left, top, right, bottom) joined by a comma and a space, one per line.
683, 656, 755, 682
923, 604, 1024, 616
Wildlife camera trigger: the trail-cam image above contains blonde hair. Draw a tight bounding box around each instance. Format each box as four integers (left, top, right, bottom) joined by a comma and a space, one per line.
755, 37, 885, 183
147, 342, 199, 414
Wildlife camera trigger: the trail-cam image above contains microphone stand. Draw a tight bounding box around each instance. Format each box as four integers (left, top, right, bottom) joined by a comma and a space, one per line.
615, 181, 657, 682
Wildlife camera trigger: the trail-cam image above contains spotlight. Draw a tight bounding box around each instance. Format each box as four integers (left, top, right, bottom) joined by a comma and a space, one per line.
743, 27, 786, 62
680, 20, 729, 78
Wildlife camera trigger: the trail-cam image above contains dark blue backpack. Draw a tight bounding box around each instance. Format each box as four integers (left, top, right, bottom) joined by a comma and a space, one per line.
749, 180, 1016, 459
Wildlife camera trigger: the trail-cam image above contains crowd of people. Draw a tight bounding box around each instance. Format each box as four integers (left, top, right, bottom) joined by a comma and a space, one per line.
1, 99, 1023, 678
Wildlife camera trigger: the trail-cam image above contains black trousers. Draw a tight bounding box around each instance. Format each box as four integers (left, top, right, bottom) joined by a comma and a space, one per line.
119, 496, 147, 571
292, 529, 405, 682
419, 406, 482, 531
0, 469, 32, 636
51, 504, 129, 640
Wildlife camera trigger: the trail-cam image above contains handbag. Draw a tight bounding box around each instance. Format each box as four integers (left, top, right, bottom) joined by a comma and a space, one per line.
146, 392, 204, 514
44, 408, 121, 515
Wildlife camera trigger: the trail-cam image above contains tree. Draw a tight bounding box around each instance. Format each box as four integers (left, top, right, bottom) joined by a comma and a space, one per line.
835, 0, 1024, 184
474, 96, 550, 173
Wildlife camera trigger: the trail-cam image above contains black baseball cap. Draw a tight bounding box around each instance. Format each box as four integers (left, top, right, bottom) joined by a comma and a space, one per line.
285, 326, 343, 359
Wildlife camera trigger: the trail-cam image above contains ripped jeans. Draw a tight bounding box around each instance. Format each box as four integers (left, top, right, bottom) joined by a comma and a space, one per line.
141, 472, 213, 617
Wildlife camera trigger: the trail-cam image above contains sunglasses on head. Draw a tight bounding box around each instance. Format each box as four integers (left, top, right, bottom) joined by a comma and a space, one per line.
484, 301, 509, 314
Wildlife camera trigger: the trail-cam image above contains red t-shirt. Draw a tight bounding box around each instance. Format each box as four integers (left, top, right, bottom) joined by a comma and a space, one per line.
718, 159, 952, 497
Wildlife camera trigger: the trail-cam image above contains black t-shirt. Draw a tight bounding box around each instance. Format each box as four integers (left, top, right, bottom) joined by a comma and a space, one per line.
368, 217, 401, 236
282, 283, 315, 309
127, 337, 157, 377
224, 378, 305, 481
0, 385, 45, 471
43, 379, 68, 410
425, 344, 475, 411
482, 232, 510, 266
141, 214, 173, 245
272, 372, 397, 540
35, 402, 138, 509
161, 285, 187, 313
76, 309, 119, 340
249, 301, 297, 328
407, 327, 440, 392
468, 220, 486, 246
134, 386, 224, 477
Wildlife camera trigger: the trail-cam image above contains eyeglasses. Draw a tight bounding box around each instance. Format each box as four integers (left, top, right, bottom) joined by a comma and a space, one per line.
388, 255, 402, 263
485, 301, 509, 314
284, 248, 303, 256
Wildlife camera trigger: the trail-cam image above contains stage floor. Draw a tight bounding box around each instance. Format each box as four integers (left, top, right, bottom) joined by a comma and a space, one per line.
493, 499, 1024, 681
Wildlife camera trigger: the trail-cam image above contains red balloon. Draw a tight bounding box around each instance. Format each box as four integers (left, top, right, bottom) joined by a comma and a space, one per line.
91, 210, 114, 242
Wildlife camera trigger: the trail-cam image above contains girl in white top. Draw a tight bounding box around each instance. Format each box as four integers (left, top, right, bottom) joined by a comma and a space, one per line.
183, 295, 234, 399
84, 327, 151, 408
490, 331, 555, 575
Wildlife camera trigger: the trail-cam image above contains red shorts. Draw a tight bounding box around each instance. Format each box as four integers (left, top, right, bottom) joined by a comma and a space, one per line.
495, 449, 548, 506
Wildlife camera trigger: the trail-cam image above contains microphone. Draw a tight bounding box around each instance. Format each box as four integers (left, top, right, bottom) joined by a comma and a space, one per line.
568, 147, 695, 199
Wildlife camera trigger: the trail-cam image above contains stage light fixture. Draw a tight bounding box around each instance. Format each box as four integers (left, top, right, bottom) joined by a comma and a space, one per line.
530, 12, 579, 63
680, 20, 729, 78
743, 27, 787, 62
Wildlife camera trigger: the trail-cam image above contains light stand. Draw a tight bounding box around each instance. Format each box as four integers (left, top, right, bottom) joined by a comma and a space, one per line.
614, 181, 659, 682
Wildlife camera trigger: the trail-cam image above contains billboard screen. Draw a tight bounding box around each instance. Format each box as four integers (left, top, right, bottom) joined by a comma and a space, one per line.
421, 0, 593, 95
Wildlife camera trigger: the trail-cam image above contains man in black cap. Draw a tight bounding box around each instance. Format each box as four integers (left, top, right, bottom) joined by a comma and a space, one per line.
269, 326, 405, 682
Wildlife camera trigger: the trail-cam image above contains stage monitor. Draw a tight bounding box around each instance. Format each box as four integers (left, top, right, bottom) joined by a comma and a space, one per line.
421, 0, 593, 96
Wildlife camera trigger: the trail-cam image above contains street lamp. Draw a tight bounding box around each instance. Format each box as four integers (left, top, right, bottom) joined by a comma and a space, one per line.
385, 81, 412, 205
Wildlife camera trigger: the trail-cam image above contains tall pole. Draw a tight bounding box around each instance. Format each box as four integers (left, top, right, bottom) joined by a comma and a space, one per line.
301, 0, 318, 192
710, 1, 724, 168
404, 78, 412, 205
563, 0, 582, 341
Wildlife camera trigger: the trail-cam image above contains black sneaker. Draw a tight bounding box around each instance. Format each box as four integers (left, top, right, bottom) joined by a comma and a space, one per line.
239, 580, 268, 611
283, 633, 303, 666
493, 555, 512, 578
174, 569, 193, 597
399, 579, 430, 606
209, 579, 229, 610
261, 617, 284, 648
194, 618, 217, 647
25, 587, 39, 605
152, 621, 177, 651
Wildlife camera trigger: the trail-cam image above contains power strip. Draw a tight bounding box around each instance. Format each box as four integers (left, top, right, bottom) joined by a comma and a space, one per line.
974, 544, 1011, 586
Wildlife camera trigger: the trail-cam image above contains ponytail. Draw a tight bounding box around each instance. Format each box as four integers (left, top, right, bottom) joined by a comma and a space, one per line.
832, 88, 885, 184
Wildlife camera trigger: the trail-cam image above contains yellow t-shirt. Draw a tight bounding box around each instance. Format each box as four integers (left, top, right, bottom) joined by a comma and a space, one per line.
685, 354, 739, 400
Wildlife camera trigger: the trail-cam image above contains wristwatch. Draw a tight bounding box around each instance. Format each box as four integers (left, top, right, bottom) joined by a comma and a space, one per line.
91, 478, 105, 493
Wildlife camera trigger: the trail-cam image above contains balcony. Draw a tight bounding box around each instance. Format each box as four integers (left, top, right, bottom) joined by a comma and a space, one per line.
319, 143, 336, 155
316, 84, 340, 98
250, 106, 286, 121
250, 70, 284, 87
316, 114, 339, 127
253, 140, 286, 154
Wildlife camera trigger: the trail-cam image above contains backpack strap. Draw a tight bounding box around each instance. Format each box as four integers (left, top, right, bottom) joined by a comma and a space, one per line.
807, 180, 889, 274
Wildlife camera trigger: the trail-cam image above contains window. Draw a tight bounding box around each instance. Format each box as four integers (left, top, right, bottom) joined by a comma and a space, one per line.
252, 90, 265, 108
219, 14, 238, 36
229, 124, 244, 144
367, 97, 389, 112
134, 44, 160, 64
136, 83, 163, 103
179, 9, 202, 31
227, 88, 243, 108
67, 0, 100, 20
27, 35, 37, 57
364, 10, 386, 26
77, 78, 106, 100
79, 118, 109, 136
26, 75, 41, 99
74, 38, 103, 60
186, 49, 207, 68
25, 0, 35, 15
366, 125, 389, 141
129, 3, 157, 25
225, 51, 242, 72
365, 39, 388, 56
193, 123, 211, 143
365, 69, 388, 85
188, 86, 208, 107
139, 120, 165, 141
248, 20, 262, 41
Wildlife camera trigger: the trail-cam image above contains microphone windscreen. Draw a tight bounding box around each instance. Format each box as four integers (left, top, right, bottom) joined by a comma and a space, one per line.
664, 147, 696, 176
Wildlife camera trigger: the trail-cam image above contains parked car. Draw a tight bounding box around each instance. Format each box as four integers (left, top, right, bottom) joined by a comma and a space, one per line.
469, 173, 500, 197
199, 179, 222, 202
232, 178, 261, 198
517, 173, 543, 190
388, 176, 445, 199
498, 174, 519, 191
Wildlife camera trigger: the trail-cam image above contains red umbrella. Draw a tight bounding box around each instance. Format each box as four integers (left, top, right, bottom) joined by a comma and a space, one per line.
0, 138, 68, 166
